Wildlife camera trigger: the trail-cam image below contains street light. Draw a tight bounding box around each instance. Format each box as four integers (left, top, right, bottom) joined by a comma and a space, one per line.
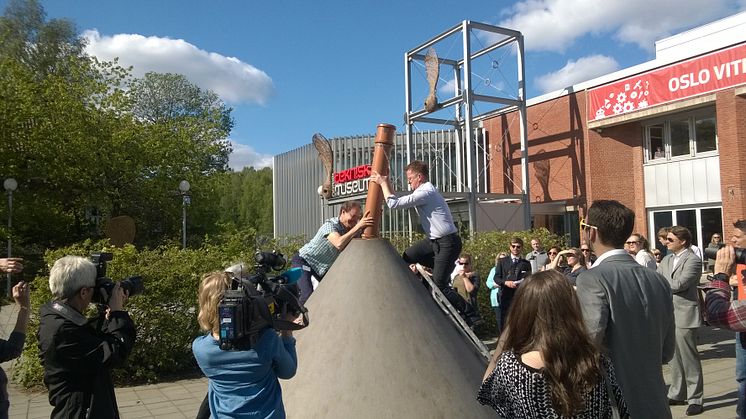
4, 178, 17, 297
179, 180, 191, 249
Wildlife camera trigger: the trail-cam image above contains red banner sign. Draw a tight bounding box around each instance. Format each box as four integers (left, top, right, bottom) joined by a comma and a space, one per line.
588, 42, 746, 121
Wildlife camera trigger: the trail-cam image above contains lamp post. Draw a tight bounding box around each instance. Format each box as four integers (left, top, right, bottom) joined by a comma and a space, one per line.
179, 180, 191, 249
3, 178, 17, 297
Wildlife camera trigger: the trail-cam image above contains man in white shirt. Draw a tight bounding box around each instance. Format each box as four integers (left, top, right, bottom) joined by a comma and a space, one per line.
370, 160, 478, 324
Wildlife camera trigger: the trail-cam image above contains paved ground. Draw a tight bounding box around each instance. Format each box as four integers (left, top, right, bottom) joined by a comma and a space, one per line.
0, 301, 741, 418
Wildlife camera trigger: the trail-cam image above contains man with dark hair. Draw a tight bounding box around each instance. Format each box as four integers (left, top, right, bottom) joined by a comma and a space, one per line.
576, 200, 675, 419
493, 237, 531, 334
370, 160, 479, 324
658, 225, 704, 414
291, 200, 373, 304
704, 219, 746, 419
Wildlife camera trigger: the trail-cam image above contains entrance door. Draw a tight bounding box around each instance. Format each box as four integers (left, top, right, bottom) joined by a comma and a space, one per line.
649, 206, 722, 255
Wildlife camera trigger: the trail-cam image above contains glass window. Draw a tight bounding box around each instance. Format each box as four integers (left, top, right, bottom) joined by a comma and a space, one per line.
653, 211, 673, 254
670, 119, 691, 157
700, 207, 723, 255
676, 209, 698, 246
695, 116, 717, 153
648, 124, 664, 160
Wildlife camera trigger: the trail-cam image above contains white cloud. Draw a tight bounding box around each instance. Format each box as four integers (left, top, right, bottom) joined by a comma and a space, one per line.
83, 29, 274, 105
496, 0, 739, 52
228, 141, 273, 171
535, 54, 619, 93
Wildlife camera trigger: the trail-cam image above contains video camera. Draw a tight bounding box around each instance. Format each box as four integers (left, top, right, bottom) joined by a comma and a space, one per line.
218, 250, 309, 351
90, 252, 144, 305
703, 246, 746, 265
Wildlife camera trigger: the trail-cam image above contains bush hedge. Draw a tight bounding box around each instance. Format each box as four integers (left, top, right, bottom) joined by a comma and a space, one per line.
14, 232, 305, 389
14, 228, 562, 388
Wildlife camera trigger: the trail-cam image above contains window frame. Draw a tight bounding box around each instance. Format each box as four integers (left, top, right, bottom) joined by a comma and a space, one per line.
643, 107, 718, 164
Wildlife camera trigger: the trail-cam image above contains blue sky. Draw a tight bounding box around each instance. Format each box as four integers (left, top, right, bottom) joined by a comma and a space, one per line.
15, 0, 746, 170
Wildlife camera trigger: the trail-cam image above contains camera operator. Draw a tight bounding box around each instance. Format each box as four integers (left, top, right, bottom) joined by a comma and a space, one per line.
0, 259, 29, 419
703, 219, 746, 419
38, 256, 136, 419
192, 271, 297, 418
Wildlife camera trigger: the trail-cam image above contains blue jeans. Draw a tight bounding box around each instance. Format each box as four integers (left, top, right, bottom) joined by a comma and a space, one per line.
737, 332, 745, 419
290, 254, 323, 305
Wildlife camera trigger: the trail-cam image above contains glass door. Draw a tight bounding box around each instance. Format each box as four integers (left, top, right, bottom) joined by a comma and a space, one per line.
649, 206, 722, 255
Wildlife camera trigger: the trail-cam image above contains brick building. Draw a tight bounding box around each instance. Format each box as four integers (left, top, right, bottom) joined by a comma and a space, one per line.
485, 12, 746, 252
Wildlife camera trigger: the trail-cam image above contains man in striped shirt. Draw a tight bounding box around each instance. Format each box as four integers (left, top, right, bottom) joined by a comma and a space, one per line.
291, 200, 373, 304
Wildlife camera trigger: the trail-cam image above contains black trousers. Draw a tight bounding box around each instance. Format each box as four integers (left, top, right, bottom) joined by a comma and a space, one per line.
403, 233, 472, 315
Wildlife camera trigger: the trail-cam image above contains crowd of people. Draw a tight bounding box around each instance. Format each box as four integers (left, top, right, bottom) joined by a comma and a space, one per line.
1, 158, 744, 418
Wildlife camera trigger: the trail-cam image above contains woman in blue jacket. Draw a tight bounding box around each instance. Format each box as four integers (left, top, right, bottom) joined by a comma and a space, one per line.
485, 253, 506, 335
192, 271, 298, 418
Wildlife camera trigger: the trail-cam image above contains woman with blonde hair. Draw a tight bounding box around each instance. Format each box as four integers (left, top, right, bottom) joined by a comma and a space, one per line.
192, 271, 297, 418
478, 270, 627, 418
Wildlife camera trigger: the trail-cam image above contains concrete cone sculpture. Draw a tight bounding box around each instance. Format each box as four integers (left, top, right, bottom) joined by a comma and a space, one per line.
282, 238, 494, 418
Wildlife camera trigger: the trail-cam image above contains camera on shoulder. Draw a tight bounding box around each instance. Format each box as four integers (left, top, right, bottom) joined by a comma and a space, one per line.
218, 250, 308, 351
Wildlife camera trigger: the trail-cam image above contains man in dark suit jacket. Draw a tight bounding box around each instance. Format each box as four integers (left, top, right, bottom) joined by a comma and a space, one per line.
657, 225, 704, 415
494, 237, 531, 334
576, 200, 675, 419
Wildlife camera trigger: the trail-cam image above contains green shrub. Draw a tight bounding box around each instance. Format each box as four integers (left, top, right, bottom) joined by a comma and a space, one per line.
464, 228, 565, 335
14, 234, 304, 389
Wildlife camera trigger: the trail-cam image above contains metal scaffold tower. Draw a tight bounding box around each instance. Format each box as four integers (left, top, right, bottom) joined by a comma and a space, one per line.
404, 21, 530, 234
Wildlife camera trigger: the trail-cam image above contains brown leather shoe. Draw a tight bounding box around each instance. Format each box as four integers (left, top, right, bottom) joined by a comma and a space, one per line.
685, 403, 704, 416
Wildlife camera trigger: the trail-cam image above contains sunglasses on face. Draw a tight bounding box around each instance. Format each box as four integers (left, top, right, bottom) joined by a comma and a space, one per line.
510, 244, 522, 249
625, 241, 639, 245
457, 261, 469, 265
548, 251, 558, 255
666, 237, 676, 242
581, 248, 590, 252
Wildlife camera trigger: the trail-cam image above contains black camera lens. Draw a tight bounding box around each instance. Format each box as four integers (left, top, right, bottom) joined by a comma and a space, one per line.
254, 251, 286, 271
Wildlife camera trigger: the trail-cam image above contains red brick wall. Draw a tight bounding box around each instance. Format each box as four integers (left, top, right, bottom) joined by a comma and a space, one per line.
484, 92, 648, 231
585, 122, 647, 231
716, 88, 746, 226
484, 93, 587, 207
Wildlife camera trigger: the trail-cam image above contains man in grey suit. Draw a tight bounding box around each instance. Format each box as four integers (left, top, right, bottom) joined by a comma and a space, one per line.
658, 225, 705, 415
576, 200, 675, 419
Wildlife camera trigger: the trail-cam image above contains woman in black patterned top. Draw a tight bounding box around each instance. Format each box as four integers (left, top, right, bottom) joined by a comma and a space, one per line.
478, 270, 628, 418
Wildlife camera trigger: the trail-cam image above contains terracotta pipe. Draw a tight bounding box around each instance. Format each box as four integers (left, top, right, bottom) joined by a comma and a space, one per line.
362, 123, 395, 239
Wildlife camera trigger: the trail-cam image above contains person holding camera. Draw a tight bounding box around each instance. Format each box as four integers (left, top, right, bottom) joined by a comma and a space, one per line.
38, 256, 136, 419
704, 219, 746, 419
192, 271, 297, 418
0, 259, 29, 419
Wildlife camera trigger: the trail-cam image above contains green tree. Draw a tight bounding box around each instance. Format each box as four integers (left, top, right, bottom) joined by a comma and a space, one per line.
0, 0, 84, 77
128, 72, 234, 174
0, 1, 239, 254
211, 167, 273, 236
